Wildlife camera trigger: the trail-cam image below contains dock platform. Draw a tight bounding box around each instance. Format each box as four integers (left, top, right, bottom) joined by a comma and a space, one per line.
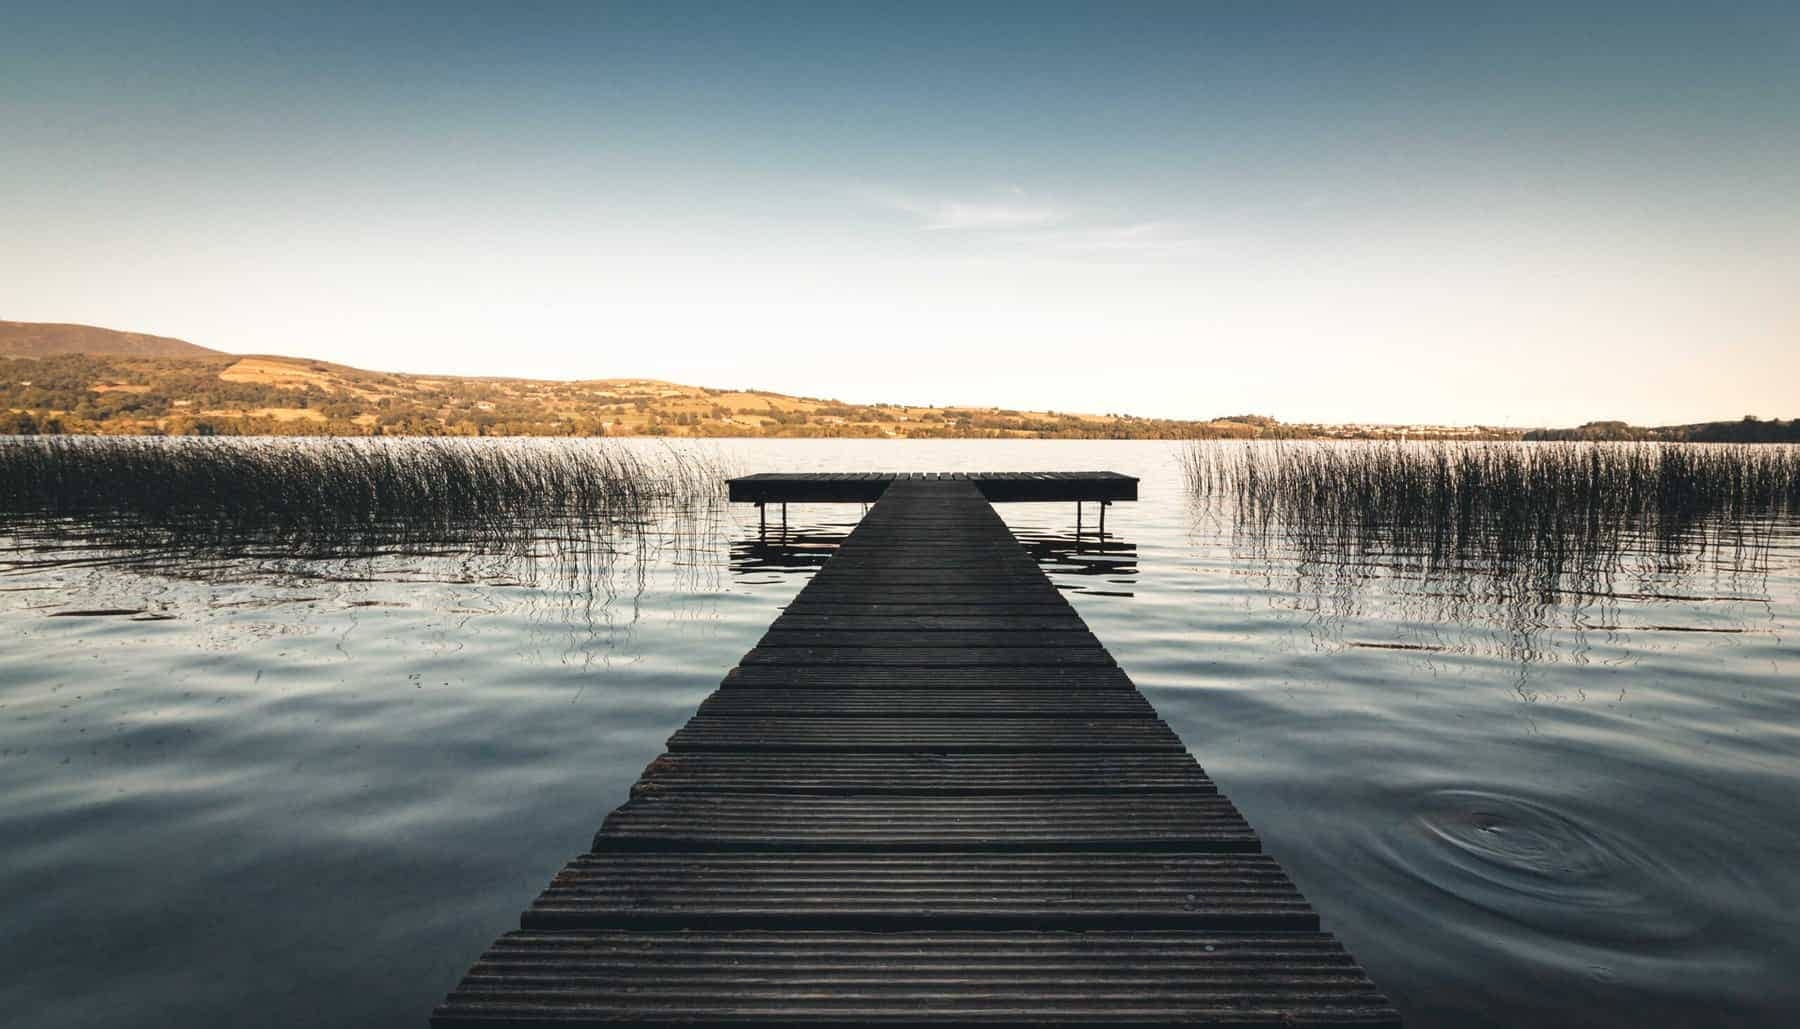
433, 476, 1397, 1027
727, 470, 1138, 504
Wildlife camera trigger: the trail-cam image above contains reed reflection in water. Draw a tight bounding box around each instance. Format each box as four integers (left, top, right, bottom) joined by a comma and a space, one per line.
1181, 440, 1797, 645
1160, 440, 1799, 1027
1, 437, 1795, 1029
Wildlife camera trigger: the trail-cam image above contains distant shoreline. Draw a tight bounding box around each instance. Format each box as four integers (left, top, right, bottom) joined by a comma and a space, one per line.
4, 321, 1792, 443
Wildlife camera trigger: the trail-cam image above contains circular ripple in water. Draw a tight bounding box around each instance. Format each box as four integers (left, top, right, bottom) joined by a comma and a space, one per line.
1380, 788, 1696, 946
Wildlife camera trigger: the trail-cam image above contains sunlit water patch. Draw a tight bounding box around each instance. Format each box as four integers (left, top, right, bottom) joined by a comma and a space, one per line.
1, 438, 1796, 1028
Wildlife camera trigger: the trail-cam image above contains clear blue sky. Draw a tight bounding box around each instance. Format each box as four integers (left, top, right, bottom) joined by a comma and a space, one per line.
4, 2, 1796, 425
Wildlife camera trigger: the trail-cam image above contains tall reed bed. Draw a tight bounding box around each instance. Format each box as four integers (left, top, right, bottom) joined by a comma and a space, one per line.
1182, 441, 1800, 590
0, 436, 729, 555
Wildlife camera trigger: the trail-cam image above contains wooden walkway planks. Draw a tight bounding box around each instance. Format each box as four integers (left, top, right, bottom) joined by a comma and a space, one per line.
524, 854, 1319, 931
434, 477, 1397, 1027
666, 716, 1188, 752
728, 470, 1139, 503
631, 752, 1216, 796
443, 932, 1395, 1027
694, 687, 1159, 717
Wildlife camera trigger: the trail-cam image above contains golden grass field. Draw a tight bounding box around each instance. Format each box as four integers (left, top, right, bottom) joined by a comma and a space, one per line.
1, 321, 1519, 439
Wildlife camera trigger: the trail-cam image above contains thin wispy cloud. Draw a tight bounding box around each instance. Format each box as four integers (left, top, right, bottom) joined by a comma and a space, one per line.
923, 201, 1066, 231
852, 186, 1068, 232
850, 186, 1206, 258
1038, 221, 1211, 256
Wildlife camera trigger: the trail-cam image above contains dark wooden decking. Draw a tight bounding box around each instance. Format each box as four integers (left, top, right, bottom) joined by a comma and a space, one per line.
433, 477, 1397, 1027
728, 471, 1138, 504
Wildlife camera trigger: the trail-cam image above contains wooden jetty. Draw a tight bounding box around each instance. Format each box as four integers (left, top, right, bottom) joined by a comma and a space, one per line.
433, 474, 1397, 1027
728, 471, 1140, 504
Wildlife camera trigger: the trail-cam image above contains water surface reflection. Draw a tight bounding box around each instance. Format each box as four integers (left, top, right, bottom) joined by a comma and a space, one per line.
732, 512, 1138, 595
0, 439, 1795, 1029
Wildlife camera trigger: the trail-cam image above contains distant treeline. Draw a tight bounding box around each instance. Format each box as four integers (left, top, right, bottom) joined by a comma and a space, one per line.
0, 351, 1507, 440
1524, 417, 1800, 443
11, 349, 1780, 443
0, 353, 1252, 439
0, 353, 611, 437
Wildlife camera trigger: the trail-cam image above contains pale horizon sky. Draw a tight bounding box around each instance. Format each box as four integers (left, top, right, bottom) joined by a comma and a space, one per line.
4, 3, 1797, 427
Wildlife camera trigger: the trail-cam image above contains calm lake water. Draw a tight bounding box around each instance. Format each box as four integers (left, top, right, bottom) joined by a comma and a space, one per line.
2, 439, 1796, 1027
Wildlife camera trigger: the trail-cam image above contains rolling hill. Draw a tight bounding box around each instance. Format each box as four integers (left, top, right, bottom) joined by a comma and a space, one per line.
0, 320, 225, 360
0, 318, 1518, 440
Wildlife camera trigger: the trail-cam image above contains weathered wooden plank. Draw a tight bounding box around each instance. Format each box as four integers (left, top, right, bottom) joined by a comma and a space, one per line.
757, 630, 1103, 649
631, 752, 1215, 796
838, 528, 1011, 535
697, 687, 1156, 718
852, 511, 1006, 517
596, 794, 1258, 851
805, 574, 1066, 589
826, 550, 1029, 558
844, 512, 1008, 521
793, 575, 1057, 588
525, 853, 1316, 930
825, 552, 1036, 562
808, 571, 1053, 586
667, 716, 1184, 753
433, 931, 1397, 1027
728, 471, 1138, 504
786, 590, 1076, 604
840, 529, 1013, 536
721, 665, 1138, 690
781, 598, 1078, 614
728, 478, 887, 503
829, 543, 1030, 552
983, 473, 1136, 503
739, 646, 1114, 666
770, 614, 1089, 632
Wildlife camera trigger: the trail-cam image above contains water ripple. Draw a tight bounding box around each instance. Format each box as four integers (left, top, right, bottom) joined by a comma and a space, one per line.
2, 439, 1796, 1029
1383, 787, 1694, 945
